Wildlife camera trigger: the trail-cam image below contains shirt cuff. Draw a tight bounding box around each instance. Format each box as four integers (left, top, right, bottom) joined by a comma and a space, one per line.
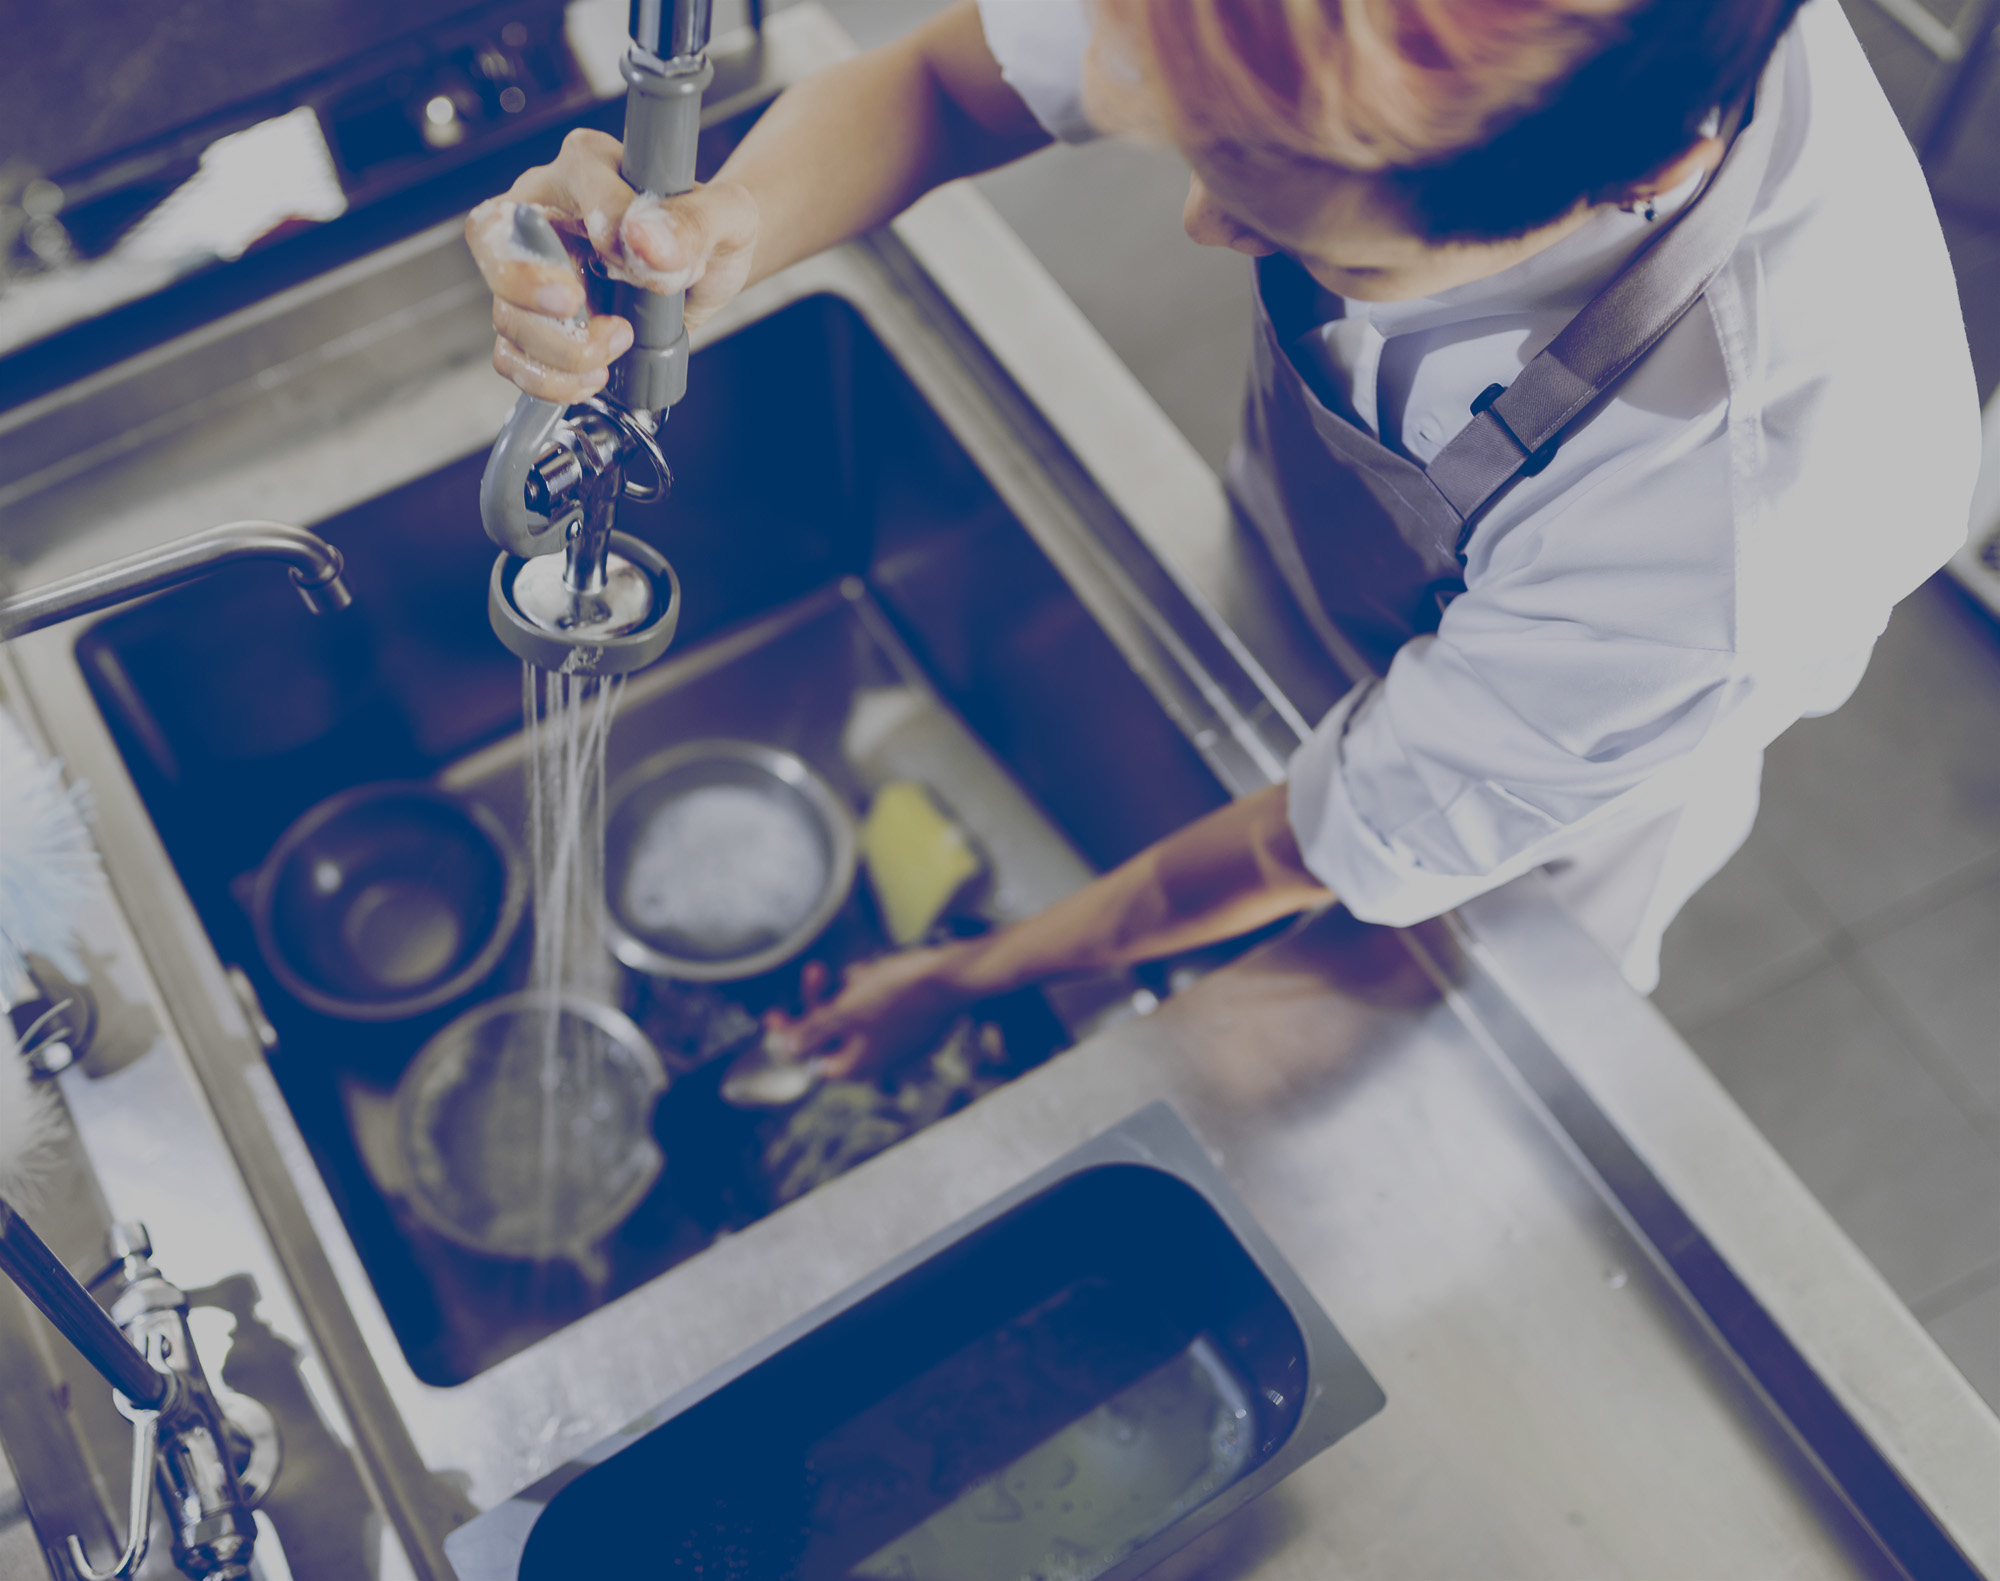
1286, 683, 1540, 927
975, 0, 1101, 143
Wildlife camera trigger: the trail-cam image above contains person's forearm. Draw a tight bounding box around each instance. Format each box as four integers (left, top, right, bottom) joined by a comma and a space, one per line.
719, 2, 1048, 289
939, 784, 1332, 999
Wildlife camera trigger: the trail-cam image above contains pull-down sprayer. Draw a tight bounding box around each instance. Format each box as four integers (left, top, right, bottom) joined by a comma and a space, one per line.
478, 0, 714, 677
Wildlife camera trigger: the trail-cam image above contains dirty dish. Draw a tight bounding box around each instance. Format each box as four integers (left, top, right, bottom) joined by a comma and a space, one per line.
718, 1032, 828, 1109
251, 782, 525, 1021
394, 992, 667, 1266
604, 741, 857, 982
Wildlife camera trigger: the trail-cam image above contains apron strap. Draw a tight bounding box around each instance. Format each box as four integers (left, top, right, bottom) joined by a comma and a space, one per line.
1425, 93, 1777, 528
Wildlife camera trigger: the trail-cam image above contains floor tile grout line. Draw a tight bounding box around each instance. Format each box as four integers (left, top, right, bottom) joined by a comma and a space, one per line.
1838, 846, 2000, 950
1674, 943, 2000, 1165
1910, 1253, 2000, 1323
1706, 825, 2000, 1147
1665, 906, 2000, 1153
1749, 818, 1849, 933
1662, 940, 1840, 1040
1826, 938, 2000, 1155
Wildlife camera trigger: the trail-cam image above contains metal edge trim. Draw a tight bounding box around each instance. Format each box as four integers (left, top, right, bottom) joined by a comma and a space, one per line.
1407, 901, 1984, 1581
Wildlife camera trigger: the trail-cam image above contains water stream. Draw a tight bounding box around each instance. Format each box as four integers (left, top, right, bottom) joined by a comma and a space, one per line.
521, 664, 626, 1265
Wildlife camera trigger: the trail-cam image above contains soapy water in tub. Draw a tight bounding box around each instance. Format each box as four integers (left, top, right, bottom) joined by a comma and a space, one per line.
844, 1336, 1254, 1581
655, 1278, 1258, 1579
621, 783, 829, 956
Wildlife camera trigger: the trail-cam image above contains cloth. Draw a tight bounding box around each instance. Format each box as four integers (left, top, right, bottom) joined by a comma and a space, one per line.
976, 0, 1099, 144
977, 0, 1983, 989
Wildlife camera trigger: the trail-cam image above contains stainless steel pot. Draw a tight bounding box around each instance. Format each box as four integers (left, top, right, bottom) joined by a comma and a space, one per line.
250, 782, 527, 1021
393, 991, 667, 1274
604, 740, 858, 982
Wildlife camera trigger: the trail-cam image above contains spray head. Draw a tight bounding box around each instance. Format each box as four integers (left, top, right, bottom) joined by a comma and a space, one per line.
489, 531, 680, 676
478, 0, 712, 676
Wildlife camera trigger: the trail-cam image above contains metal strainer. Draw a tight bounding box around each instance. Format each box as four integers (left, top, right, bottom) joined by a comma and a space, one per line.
394, 991, 667, 1267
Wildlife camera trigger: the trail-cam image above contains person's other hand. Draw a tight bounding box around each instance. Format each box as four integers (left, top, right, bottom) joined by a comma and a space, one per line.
765, 948, 979, 1083
465, 128, 759, 403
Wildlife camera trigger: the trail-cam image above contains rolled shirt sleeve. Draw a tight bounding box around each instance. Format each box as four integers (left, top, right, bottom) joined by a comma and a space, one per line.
1276, 0, 1983, 938
975, 0, 1101, 144
1287, 375, 1753, 928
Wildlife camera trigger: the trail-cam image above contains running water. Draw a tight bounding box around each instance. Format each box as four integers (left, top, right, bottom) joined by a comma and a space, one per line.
524, 665, 624, 1005
521, 663, 626, 1264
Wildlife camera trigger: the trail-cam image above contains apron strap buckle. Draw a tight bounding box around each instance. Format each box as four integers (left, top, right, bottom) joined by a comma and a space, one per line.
1470, 383, 1561, 478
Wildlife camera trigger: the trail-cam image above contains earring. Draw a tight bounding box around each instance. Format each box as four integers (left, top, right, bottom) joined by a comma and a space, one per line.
1622, 197, 1658, 222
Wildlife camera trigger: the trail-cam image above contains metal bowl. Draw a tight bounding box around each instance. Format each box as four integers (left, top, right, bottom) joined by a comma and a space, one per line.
250, 782, 526, 1021
394, 991, 667, 1267
604, 740, 857, 982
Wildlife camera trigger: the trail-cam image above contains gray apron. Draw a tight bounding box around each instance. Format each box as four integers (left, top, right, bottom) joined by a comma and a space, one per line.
1227, 96, 1778, 678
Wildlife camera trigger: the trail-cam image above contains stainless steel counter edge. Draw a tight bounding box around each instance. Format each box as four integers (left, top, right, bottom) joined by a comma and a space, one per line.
879, 150, 2000, 1572
1449, 881, 2000, 1571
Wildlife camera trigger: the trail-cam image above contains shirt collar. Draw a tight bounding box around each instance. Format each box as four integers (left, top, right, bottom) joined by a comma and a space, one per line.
1312, 164, 1708, 338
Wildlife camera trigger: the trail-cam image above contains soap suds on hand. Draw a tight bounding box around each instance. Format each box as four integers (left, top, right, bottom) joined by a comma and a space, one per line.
612, 192, 705, 295
472, 200, 553, 266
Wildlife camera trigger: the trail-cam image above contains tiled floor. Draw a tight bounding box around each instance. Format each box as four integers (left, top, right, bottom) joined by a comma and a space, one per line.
815, 0, 2000, 1410
1663, 0, 2000, 1410
1660, 583, 2000, 1410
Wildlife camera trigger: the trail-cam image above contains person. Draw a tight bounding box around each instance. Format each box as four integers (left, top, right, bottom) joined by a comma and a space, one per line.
467, 0, 1981, 1078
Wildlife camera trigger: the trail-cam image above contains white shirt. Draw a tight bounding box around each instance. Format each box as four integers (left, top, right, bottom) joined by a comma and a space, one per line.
977, 0, 1983, 988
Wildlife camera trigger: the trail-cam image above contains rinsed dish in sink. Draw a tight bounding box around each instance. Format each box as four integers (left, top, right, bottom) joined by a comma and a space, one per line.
445, 1105, 1386, 1581
605, 739, 858, 981
392, 991, 668, 1270
250, 782, 526, 1020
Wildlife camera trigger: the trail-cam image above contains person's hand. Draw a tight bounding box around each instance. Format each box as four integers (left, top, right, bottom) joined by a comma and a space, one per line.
465, 128, 759, 403
765, 946, 981, 1083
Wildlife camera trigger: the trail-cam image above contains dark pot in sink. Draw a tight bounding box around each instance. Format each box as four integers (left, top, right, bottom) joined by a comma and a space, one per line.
250, 781, 527, 1022
445, 1103, 1385, 1581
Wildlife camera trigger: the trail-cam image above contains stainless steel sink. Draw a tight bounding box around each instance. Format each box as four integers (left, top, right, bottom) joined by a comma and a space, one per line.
0, 21, 1333, 1563
63, 289, 1243, 1387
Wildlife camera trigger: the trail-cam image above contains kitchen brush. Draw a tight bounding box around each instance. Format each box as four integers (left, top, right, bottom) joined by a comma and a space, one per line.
0, 703, 100, 1203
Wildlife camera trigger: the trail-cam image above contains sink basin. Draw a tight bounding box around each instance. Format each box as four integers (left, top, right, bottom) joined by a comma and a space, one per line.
70, 293, 1236, 1385
443, 1103, 1385, 1581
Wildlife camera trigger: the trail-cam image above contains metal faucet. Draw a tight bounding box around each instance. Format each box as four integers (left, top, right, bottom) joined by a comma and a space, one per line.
478, 0, 712, 677
0, 520, 352, 640
0, 1201, 275, 1579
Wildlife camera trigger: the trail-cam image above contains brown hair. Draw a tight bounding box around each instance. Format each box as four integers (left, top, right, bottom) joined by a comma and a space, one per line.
1089, 0, 1810, 241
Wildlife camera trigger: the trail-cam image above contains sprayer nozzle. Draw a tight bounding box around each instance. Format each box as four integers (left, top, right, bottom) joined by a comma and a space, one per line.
489, 532, 680, 675
513, 553, 655, 640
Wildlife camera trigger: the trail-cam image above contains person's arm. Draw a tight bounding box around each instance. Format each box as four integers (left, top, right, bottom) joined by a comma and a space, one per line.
467, 0, 1048, 403
773, 783, 1334, 1078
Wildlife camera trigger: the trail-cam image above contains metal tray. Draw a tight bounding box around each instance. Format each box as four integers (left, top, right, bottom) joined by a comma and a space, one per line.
444, 1102, 1386, 1581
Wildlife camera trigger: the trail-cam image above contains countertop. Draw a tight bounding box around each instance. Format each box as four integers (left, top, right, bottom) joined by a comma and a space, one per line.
0, 6, 1994, 1576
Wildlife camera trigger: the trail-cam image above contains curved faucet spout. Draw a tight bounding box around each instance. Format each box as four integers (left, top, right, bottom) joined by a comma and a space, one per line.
0, 521, 353, 640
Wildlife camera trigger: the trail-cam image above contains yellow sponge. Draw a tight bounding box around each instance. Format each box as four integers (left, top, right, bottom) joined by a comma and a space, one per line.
860, 781, 984, 946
